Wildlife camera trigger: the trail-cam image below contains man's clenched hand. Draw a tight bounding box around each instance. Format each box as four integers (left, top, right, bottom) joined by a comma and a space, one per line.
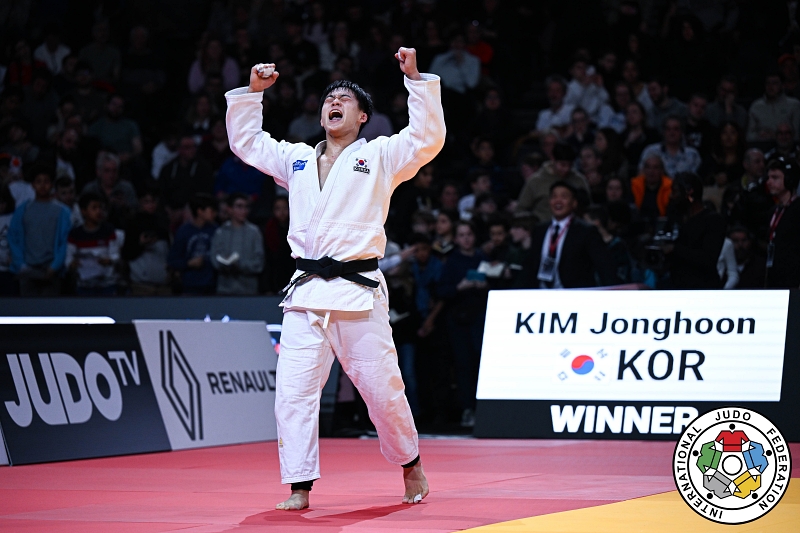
248, 63, 279, 93
395, 48, 422, 81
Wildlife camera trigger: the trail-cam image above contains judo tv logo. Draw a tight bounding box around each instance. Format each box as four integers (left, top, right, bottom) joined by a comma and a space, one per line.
160, 330, 203, 441
673, 407, 791, 524
4, 351, 139, 426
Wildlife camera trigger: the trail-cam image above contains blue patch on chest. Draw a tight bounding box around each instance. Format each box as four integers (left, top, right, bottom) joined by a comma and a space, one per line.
292, 160, 308, 172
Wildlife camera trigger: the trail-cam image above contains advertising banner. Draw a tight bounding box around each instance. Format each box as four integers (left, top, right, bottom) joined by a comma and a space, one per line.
0, 421, 8, 466
133, 320, 277, 450
475, 290, 798, 440
0, 325, 171, 465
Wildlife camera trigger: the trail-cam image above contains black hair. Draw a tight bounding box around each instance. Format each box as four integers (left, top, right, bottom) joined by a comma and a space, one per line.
319, 80, 373, 132
549, 180, 578, 198
408, 232, 432, 246
189, 192, 216, 216
54, 176, 73, 189
78, 191, 104, 210
27, 163, 54, 183
768, 156, 800, 192
474, 192, 496, 208
226, 191, 249, 207
487, 216, 509, 232
673, 172, 704, 203
552, 143, 576, 163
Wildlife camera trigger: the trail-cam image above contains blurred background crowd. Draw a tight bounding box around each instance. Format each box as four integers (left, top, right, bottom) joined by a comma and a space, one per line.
2, 0, 799, 428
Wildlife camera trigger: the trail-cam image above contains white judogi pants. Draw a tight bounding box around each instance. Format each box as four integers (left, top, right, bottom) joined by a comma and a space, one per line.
275, 293, 419, 484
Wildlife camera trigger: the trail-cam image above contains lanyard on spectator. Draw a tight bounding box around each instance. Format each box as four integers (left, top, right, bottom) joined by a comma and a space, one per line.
548, 218, 571, 257
769, 197, 795, 242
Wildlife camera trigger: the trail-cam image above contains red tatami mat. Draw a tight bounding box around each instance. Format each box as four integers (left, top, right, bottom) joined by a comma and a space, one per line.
1, 439, 798, 532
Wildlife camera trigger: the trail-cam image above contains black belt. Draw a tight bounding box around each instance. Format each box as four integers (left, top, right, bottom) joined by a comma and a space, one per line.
280, 256, 380, 295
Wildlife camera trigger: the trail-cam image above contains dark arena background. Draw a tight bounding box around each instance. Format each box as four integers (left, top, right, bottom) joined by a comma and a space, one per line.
0, 1, 798, 531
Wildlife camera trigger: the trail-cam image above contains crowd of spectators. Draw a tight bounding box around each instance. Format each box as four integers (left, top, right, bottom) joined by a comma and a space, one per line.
2, 0, 800, 428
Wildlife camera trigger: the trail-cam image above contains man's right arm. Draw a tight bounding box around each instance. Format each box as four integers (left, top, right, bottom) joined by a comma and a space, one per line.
225, 64, 292, 190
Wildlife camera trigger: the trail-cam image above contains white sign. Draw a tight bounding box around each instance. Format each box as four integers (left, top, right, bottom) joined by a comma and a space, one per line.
134, 320, 277, 450
476, 290, 788, 402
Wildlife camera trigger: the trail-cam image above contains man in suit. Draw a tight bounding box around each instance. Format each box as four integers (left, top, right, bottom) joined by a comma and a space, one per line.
519, 181, 619, 289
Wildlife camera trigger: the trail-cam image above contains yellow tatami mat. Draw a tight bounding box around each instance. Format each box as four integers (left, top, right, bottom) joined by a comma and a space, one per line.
465, 484, 799, 533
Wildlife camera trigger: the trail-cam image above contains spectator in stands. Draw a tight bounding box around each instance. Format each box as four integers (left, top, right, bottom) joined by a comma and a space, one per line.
214, 155, 270, 202
594, 127, 629, 179
584, 205, 631, 284
69, 62, 106, 124
516, 143, 589, 222
151, 125, 179, 179
578, 145, 607, 204
631, 154, 672, 222
706, 75, 748, 131
168, 193, 217, 295
437, 220, 488, 428
210, 193, 264, 295
533, 75, 574, 139
747, 74, 800, 143
0, 120, 39, 164
764, 122, 799, 162
459, 172, 492, 221
6, 39, 44, 87
283, 15, 321, 78
188, 37, 239, 94
468, 138, 504, 193
639, 116, 702, 177
0, 185, 17, 294
287, 92, 324, 143
120, 26, 166, 107
66, 192, 122, 295
122, 188, 171, 296
597, 81, 633, 133
646, 77, 687, 134
605, 175, 628, 204
199, 116, 233, 174
262, 196, 293, 294
469, 88, 516, 160
716, 236, 739, 290
54, 177, 82, 227
81, 152, 138, 227
185, 93, 217, 143
88, 95, 143, 163
2, 154, 33, 206
159, 134, 214, 215
21, 68, 58, 145
438, 182, 460, 215
621, 100, 659, 176
728, 225, 766, 289
390, 164, 437, 243
711, 122, 745, 181
764, 157, 800, 288
430, 29, 480, 133
8, 165, 71, 296
318, 20, 360, 72
78, 21, 121, 84
660, 172, 726, 288
432, 209, 457, 259
620, 59, 653, 114
33, 23, 71, 75
518, 181, 618, 290
564, 58, 609, 122
564, 107, 595, 153
684, 94, 715, 164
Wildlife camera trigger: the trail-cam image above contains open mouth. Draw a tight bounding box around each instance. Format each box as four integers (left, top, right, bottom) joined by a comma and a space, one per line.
328, 109, 343, 121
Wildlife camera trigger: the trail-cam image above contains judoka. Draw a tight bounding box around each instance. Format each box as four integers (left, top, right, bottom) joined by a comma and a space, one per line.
225, 47, 445, 510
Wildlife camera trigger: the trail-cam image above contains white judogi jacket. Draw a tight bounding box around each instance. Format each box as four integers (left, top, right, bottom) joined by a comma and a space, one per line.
225, 74, 445, 311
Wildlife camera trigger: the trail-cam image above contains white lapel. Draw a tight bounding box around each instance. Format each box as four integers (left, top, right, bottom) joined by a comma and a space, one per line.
303, 139, 366, 257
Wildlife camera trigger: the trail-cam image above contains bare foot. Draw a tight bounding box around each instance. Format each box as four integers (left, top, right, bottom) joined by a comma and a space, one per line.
275, 489, 309, 510
402, 461, 429, 504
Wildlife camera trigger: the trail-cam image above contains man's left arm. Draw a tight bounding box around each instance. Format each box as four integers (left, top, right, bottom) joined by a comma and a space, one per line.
381, 47, 446, 189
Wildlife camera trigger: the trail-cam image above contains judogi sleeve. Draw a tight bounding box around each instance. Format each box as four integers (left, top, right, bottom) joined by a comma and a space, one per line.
379, 74, 446, 190
225, 88, 295, 191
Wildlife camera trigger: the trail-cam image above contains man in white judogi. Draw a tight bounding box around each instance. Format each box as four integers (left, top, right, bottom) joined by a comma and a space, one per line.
225, 48, 445, 510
